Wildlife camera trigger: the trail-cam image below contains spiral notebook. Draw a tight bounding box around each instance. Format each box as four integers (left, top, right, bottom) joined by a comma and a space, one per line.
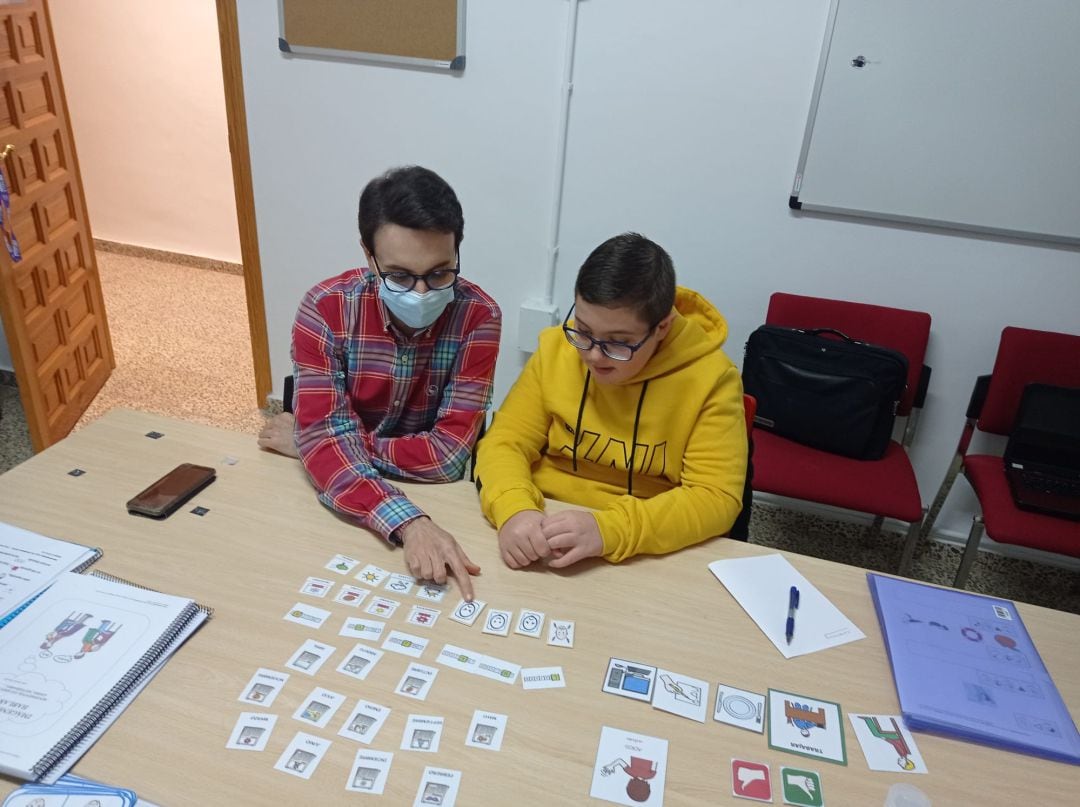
0, 570, 211, 781
0, 521, 103, 626
868, 573, 1080, 765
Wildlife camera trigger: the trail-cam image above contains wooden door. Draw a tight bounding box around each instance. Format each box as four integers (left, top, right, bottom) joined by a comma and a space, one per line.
0, 0, 114, 452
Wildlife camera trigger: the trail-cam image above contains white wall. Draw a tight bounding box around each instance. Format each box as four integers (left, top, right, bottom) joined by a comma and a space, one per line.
49, 0, 240, 263
237, 0, 1080, 543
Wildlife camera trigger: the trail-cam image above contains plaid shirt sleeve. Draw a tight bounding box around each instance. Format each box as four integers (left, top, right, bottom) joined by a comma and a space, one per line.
363, 309, 501, 482
291, 283, 425, 542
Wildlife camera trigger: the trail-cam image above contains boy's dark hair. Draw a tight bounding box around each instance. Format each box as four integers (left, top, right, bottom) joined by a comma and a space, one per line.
575, 233, 676, 327
358, 166, 464, 253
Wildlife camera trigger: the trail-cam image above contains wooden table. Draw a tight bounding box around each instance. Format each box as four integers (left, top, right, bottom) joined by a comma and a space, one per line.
0, 409, 1077, 805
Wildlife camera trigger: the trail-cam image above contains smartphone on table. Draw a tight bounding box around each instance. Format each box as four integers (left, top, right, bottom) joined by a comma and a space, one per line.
126, 463, 217, 519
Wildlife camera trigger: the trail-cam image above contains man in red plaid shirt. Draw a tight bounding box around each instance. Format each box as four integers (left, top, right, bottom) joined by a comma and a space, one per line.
259, 167, 501, 600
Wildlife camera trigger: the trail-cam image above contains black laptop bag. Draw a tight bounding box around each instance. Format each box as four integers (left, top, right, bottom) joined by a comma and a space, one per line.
742, 325, 908, 460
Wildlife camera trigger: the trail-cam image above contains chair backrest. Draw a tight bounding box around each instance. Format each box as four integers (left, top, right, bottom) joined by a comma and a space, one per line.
765, 292, 931, 416
978, 326, 1080, 435
743, 393, 756, 437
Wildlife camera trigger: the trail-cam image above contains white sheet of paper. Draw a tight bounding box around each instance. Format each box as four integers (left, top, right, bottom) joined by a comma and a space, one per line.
848, 713, 928, 773
413, 766, 461, 807
345, 748, 393, 794
708, 554, 865, 658
465, 710, 508, 751
590, 726, 668, 806
652, 669, 708, 722
274, 731, 331, 779
338, 699, 391, 745
226, 712, 277, 751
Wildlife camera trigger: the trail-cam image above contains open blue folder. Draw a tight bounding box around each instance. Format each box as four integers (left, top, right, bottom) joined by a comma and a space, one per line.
867, 573, 1080, 764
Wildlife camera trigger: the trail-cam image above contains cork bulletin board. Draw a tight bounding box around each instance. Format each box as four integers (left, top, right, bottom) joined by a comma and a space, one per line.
278, 0, 466, 71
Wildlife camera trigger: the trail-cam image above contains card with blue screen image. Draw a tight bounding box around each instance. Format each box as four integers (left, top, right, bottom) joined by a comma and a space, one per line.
602, 657, 658, 702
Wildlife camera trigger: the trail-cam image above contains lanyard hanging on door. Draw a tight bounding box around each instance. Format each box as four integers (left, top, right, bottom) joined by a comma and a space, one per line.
0, 146, 22, 263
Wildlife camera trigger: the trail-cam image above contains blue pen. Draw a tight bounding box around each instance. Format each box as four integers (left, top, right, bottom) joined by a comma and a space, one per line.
786, 586, 800, 644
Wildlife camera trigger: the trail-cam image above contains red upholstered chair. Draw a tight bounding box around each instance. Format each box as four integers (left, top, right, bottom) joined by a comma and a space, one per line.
920, 327, 1080, 588
749, 293, 932, 575
728, 394, 757, 541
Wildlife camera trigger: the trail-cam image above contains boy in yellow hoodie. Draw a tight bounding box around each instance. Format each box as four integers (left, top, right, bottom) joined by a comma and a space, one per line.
475, 233, 747, 569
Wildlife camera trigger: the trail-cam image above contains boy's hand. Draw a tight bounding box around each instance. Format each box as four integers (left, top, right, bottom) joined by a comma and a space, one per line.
497, 510, 549, 568
399, 517, 481, 601
542, 511, 604, 568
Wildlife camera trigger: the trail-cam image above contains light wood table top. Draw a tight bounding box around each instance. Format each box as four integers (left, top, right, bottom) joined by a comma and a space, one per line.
0, 409, 1077, 805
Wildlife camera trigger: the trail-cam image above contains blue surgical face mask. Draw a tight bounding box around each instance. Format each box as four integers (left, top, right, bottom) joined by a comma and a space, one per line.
378, 282, 455, 330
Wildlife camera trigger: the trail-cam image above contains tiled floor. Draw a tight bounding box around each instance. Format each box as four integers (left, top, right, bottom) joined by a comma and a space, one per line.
1, 252, 1077, 615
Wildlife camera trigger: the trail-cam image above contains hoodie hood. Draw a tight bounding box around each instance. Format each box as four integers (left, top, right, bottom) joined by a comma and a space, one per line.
629, 286, 728, 382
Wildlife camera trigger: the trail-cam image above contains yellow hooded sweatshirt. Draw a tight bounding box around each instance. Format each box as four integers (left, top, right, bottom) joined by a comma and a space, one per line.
475, 287, 747, 561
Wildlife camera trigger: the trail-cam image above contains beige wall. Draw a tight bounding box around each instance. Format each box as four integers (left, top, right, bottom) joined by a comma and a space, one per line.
50, 0, 239, 262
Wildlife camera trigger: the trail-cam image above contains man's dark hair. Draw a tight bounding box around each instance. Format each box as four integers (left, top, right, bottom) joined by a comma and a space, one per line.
575, 232, 676, 327
358, 166, 464, 253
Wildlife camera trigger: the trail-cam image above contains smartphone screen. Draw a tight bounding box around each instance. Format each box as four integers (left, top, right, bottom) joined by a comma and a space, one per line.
127, 463, 216, 518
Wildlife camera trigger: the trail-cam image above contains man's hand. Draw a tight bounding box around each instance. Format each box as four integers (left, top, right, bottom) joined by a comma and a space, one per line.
399, 517, 481, 601
497, 510, 549, 569
257, 412, 300, 458
541, 510, 604, 569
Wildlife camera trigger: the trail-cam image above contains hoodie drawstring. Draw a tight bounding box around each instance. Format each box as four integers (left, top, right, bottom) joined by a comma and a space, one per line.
627, 380, 649, 496
573, 372, 650, 496
572, 371, 591, 472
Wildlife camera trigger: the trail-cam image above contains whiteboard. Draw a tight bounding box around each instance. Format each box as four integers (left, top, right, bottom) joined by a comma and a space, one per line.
791, 0, 1080, 246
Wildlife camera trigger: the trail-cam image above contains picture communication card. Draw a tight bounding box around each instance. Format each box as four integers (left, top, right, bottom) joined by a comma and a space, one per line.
590, 726, 668, 806
767, 689, 847, 765
848, 713, 927, 773
867, 573, 1080, 764
602, 658, 657, 702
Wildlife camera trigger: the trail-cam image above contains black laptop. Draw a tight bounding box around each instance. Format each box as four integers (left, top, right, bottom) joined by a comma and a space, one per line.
1003, 383, 1080, 521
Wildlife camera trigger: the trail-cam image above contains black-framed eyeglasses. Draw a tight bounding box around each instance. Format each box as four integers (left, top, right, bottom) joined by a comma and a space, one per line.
371, 253, 460, 293
562, 305, 655, 361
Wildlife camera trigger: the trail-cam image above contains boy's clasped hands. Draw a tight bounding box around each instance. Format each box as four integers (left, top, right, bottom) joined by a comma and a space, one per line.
497, 510, 603, 570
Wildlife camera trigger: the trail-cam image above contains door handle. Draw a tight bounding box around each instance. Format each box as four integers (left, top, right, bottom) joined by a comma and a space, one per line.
0, 144, 12, 161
